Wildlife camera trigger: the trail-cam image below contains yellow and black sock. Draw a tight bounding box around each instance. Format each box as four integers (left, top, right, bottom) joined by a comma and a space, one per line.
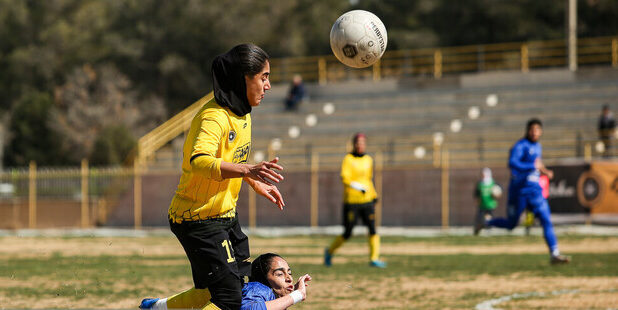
201, 302, 221, 310
328, 235, 346, 255
369, 234, 380, 261
166, 287, 211, 309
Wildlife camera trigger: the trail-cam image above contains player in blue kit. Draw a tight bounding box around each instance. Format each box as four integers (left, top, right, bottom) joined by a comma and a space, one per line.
476, 119, 570, 264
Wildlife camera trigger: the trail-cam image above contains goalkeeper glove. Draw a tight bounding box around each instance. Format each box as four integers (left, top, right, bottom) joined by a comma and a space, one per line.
349, 181, 367, 193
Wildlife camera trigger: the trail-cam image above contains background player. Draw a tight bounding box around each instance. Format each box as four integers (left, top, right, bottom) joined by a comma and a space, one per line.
473, 167, 499, 235
141, 44, 285, 310
324, 133, 386, 268
479, 119, 570, 264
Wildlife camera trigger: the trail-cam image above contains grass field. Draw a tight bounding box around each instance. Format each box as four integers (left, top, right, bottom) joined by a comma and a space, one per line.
1, 231, 617, 309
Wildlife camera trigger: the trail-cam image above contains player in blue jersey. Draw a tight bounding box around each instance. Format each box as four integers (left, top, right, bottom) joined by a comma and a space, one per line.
141, 253, 312, 310
241, 253, 311, 310
476, 119, 570, 264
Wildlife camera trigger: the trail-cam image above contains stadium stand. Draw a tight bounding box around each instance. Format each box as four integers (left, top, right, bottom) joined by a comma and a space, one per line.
149, 66, 618, 170
148, 67, 618, 171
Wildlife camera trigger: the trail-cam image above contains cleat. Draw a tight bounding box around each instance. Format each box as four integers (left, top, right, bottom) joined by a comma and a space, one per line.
139, 298, 159, 309
473, 219, 485, 236
473, 224, 482, 236
369, 260, 387, 268
550, 255, 571, 265
324, 248, 332, 267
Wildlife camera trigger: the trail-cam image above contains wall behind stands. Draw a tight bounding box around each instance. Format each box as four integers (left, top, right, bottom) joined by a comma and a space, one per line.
96, 164, 589, 228
101, 167, 502, 227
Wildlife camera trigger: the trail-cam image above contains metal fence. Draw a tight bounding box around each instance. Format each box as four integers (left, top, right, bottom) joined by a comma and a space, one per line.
0, 161, 133, 229
0, 146, 606, 230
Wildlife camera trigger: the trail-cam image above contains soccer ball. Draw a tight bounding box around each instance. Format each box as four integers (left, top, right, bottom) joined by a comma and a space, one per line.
329, 10, 388, 68
491, 184, 503, 199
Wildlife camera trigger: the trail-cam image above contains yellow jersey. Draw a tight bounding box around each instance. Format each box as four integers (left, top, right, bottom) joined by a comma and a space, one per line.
341, 153, 377, 204
168, 96, 251, 223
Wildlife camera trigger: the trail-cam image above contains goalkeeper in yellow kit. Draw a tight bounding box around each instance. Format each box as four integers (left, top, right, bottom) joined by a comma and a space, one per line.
324, 133, 386, 268
140, 44, 285, 310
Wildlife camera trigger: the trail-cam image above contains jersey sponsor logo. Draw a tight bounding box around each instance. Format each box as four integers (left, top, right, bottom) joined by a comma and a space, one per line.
229, 131, 236, 142
243, 122, 247, 129
233, 142, 251, 164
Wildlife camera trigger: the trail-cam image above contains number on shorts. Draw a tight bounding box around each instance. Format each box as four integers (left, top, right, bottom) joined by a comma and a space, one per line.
221, 239, 235, 263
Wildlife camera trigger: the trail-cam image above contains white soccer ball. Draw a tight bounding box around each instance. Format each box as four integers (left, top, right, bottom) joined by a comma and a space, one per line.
491, 184, 503, 199
330, 10, 388, 68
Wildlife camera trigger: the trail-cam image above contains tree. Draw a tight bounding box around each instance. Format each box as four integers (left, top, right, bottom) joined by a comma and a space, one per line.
90, 125, 136, 166
50, 64, 166, 164
3, 92, 65, 166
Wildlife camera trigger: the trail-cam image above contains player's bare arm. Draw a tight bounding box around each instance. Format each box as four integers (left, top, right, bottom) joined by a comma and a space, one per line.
535, 158, 554, 179
258, 274, 311, 310
216, 158, 285, 209
220, 157, 284, 183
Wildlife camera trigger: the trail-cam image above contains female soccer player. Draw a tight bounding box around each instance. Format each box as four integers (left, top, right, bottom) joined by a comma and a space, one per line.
141, 43, 286, 310
241, 253, 312, 310
324, 133, 386, 268
141, 253, 311, 310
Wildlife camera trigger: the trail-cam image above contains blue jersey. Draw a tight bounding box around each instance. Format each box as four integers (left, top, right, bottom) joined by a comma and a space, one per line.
508, 138, 542, 193
241, 282, 276, 310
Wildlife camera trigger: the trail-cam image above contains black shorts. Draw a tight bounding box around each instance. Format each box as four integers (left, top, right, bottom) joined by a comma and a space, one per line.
343, 201, 376, 237
170, 216, 251, 289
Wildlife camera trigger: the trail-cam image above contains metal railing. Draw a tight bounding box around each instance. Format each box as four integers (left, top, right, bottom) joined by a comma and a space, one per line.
269, 36, 618, 83
0, 153, 447, 229
0, 161, 133, 229
137, 92, 214, 165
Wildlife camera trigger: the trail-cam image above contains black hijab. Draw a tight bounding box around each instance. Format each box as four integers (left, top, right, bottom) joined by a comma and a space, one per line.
212, 48, 251, 117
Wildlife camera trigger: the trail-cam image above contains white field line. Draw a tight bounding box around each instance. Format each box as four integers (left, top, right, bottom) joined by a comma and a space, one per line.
475, 289, 618, 310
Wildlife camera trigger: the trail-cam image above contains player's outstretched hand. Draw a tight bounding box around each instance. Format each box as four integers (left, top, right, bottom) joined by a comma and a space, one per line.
245, 159, 285, 210
294, 274, 312, 301
248, 157, 284, 184
248, 178, 285, 210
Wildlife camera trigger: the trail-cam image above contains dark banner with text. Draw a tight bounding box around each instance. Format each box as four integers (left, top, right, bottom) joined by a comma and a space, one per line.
547, 164, 589, 213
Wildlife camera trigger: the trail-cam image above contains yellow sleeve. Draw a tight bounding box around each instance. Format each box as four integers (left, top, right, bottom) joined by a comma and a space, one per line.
340, 155, 352, 186
368, 156, 374, 180
191, 155, 223, 181
190, 115, 225, 181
